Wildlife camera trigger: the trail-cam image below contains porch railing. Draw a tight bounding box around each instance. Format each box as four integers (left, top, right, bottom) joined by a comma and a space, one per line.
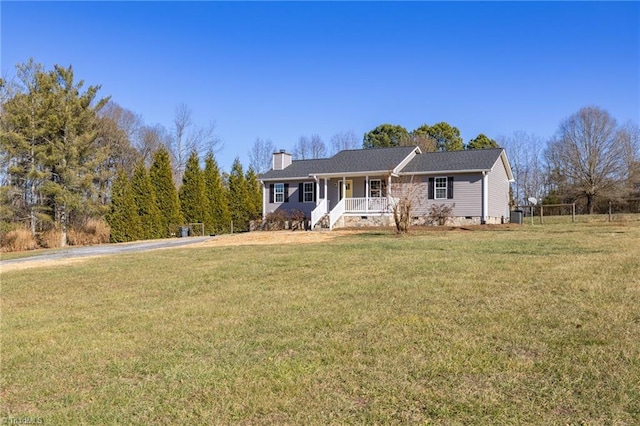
344, 197, 389, 213
310, 198, 328, 228
329, 198, 345, 229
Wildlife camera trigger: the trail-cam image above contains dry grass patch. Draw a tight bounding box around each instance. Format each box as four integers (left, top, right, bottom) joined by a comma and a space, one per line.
0, 228, 37, 252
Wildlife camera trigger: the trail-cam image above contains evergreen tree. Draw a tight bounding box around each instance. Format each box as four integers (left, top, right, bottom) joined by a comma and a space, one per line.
203, 152, 231, 234
245, 166, 263, 221
149, 147, 183, 236
107, 168, 142, 242
1, 60, 109, 246
227, 157, 250, 232
131, 160, 163, 239
179, 151, 209, 231
467, 133, 500, 150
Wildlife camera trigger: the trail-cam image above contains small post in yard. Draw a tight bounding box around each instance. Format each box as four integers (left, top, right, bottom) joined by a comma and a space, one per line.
540, 204, 544, 224
572, 203, 576, 223
231, 220, 233, 234
527, 197, 537, 225
609, 200, 612, 222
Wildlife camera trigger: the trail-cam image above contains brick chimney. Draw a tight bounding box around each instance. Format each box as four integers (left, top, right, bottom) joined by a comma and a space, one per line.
272, 149, 292, 170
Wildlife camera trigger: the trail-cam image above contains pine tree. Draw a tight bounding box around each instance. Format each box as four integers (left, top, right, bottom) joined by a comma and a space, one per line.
149, 147, 183, 236
227, 158, 250, 232
179, 151, 209, 232
0, 61, 109, 246
203, 152, 231, 234
107, 168, 142, 242
131, 160, 163, 239
245, 167, 263, 221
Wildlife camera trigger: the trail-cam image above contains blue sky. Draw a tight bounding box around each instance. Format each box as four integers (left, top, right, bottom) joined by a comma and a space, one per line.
2, 1, 639, 172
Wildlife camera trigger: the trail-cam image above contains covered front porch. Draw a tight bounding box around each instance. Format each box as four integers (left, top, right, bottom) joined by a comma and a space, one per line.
310, 175, 395, 229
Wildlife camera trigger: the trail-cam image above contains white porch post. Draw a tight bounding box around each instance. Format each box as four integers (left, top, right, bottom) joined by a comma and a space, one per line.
261, 182, 267, 219
324, 179, 328, 212
315, 179, 320, 207
342, 177, 346, 200
365, 175, 369, 213
482, 171, 488, 224
387, 175, 392, 205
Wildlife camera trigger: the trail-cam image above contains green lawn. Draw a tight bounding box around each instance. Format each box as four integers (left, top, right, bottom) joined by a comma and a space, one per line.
2, 222, 639, 424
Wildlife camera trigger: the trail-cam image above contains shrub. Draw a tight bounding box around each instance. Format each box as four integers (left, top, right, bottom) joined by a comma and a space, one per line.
262, 209, 308, 231
288, 209, 307, 231
428, 203, 455, 226
67, 218, 110, 246
1, 228, 37, 252
263, 210, 288, 230
38, 229, 62, 249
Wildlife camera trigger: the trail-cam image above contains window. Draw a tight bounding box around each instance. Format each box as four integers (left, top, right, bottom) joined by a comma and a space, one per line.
435, 177, 447, 199
370, 179, 382, 198
274, 183, 284, 203
428, 176, 453, 200
303, 182, 314, 202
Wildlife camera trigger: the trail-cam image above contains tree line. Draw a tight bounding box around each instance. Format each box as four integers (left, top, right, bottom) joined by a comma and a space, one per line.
0, 60, 260, 247
2, 59, 639, 249
108, 149, 260, 242
250, 115, 638, 215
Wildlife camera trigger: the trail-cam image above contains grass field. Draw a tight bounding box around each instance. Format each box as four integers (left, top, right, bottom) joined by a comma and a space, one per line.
2, 222, 639, 424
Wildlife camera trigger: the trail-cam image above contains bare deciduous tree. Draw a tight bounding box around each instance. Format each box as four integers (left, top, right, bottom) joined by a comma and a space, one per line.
248, 137, 276, 175
169, 103, 221, 185
292, 136, 310, 160
309, 134, 327, 159
137, 124, 172, 167
619, 121, 640, 199
330, 130, 360, 155
545, 106, 627, 214
390, 175, 423, 233
497, 131, 546, 206
292, 134, 327, 160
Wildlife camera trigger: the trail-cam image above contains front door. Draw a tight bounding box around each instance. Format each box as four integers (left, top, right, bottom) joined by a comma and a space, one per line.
339, 180, 353, 199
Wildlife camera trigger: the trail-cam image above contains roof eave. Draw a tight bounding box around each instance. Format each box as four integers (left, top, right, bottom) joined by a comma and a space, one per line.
313, 170, 394, 178
400, 168, 491, 176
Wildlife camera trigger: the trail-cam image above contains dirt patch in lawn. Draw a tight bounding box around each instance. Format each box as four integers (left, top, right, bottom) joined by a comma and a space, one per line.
191, 229, 359, 248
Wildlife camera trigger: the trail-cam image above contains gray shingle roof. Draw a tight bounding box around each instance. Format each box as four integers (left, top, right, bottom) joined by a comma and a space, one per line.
260, 147, 508, 180
260, 158, 334, 180
261, 146, 418, 180
400, 148, 505, 174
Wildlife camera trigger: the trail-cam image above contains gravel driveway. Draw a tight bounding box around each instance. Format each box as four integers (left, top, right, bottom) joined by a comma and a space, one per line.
1, 236, 213, 271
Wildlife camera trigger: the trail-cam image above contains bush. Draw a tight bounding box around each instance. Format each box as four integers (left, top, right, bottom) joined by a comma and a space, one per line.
428, 203, 455, 226
38, 229, 62, 249
288, 209, 307, 231
68, 218, 110, 246
262, 209, 308, 231
263, 210, 288, 230
1, 228, 37, 252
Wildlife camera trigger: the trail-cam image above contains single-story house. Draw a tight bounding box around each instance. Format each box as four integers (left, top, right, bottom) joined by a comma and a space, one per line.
259, 146, 514, 229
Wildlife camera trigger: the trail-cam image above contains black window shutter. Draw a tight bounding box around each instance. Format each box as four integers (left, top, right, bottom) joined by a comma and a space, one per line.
284, 183, 289, 202
382, 179, 387, 197
428, 177, 434, 199
299, 183, 304, 202
447, 176, 454, 199
269, 184, 274, 203
313, 184, 317, 202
